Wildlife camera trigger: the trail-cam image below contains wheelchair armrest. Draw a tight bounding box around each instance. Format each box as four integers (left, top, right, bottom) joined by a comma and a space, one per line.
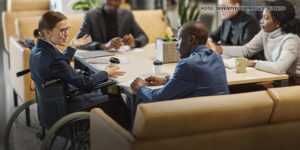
42, 79, 61, 88
68, 80, 116, 99
16, 68, 30, 77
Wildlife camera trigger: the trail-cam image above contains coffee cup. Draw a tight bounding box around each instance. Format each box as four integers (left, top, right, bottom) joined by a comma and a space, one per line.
235, 58, 247, 73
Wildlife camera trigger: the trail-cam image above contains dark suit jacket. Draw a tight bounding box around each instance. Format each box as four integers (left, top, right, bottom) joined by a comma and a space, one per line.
136, 45, 229, 103
30, 39, 108, 112
210, 11, 260, 46
77, 7, 149, 50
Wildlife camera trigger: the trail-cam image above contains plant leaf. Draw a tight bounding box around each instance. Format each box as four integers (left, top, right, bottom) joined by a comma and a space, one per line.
193, 10, 200, 21
189, 4, 197, 22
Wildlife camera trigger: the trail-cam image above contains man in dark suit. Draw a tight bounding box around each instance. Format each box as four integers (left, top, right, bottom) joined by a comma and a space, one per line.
130, 21, 229, 103
77, 0, 149, 50
209, 0, 259, 46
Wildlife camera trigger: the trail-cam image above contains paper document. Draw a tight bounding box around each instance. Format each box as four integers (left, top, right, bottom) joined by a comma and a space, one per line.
76, 50, 114, 59
223, 58, 236, 69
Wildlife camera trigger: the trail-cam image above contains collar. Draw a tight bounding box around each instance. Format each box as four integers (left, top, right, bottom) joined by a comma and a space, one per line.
192, 45, 208, 54
101, 5, 118, 17
36, 38, 59, 51
267, 28, 283, 39
229, 11, 243, 24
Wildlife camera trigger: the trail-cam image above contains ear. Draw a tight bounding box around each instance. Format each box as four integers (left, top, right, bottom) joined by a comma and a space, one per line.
190, 35, 197, 45
43, 29, 51, 37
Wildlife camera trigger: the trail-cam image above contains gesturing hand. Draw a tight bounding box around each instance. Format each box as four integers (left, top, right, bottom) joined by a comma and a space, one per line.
104, 37, 123, 50
70, 34, 91, 48
130, 77, 148, 93
145, 76, 167, 86
105, 66, 125, 78
123, 34, 135, 48
206, 41, 223, 54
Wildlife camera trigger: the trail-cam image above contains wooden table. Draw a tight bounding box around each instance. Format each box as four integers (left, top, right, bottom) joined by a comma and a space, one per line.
75, 44, 288, 87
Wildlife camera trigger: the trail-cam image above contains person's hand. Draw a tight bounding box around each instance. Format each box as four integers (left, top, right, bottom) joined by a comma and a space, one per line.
105, 66, 125, 78
130, 77, 148, 93
207, 41, 223, 54
70, 34, 91, 48
247, 59, 256, 67
123, 34, 135, 48
145, 76, 167, 86
102, 37, 123, 50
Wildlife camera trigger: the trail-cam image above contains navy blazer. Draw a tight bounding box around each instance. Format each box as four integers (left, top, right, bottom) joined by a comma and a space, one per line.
136, 45, 229, 103
30, 39, 109, 111
77, 7, 149, 50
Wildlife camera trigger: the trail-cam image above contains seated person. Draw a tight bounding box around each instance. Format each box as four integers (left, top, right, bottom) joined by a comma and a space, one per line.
130, 21, 229, 103
77, 0, 149, 50
209, 0, 262, 59
29, 11, 127, 122
209, 0, 259, 46
208, 0, 300, 85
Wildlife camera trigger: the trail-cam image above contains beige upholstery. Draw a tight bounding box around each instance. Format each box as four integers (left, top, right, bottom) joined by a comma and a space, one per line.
7, 0, 49, 12
90, 108, 134, 150
15, 13, 84, 50
2, 10, 46, 52
10, 13, 84, 102
132, 10, 173, 44
133, 91, 273, 139
121, 0, 131, 10
268, 85, 300, 123
91, 88, 300, 150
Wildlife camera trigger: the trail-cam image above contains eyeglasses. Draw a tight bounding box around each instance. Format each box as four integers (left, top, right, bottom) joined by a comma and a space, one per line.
53, 27, 71, 35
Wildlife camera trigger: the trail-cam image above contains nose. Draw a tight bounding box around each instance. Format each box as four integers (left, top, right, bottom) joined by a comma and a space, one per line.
260, 18, 264, 25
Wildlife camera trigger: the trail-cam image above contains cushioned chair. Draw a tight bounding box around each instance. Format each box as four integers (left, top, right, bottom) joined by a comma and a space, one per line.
1, 10, 46, 54
132, 10, 173, 44
6, 0, 49, 12
10, 13, 84, 104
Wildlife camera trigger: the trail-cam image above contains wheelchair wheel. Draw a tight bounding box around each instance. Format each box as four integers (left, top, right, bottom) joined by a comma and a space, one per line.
41, 112, 90, 150
4, 99, 44, 150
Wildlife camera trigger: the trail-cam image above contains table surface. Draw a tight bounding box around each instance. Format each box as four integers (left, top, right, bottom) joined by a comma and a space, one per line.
76, 44, 288, 86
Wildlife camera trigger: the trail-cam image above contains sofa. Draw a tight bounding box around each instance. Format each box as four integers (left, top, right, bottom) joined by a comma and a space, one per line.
90, 85, 300, 150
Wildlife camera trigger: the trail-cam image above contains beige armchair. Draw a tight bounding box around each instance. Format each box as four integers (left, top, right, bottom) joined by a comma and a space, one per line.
132, 10, 173, 44
90, 85, 300, 150
6, 0, 49, 12
10, 13, 84, 103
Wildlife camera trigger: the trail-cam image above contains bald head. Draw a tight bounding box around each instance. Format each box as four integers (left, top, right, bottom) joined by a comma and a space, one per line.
181, 21, 208, 45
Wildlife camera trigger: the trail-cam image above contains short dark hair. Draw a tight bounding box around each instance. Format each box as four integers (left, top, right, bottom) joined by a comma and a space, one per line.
33, 11, 67, 38
182, 21, 208, 45
264, 0, 300, 37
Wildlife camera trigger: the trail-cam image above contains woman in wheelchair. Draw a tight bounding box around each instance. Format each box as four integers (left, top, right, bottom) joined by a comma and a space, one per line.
29, 11, 128, 127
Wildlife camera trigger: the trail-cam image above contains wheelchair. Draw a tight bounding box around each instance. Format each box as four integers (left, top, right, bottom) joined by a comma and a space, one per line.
4, 68, 116, 150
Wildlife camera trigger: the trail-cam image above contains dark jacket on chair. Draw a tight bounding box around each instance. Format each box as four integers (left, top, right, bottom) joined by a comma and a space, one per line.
77, 7, 149, 50
30, 39, 109, 112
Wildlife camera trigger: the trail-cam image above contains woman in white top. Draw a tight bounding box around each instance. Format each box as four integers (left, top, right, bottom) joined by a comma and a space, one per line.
208, 0, 300, 84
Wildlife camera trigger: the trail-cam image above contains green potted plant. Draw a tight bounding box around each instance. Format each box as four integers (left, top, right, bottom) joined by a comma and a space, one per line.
178, 0, 201, 28
70, 0, 101, 11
